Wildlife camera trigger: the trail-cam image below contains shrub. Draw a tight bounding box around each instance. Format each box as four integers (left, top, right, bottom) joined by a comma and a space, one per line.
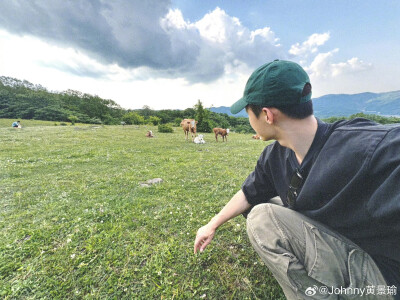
234, 124, 254, 133
148, 116, 161, 125
123, 112, 145, 125
158, 124, 173, 133
68, 115, 78, 125
89, 118, 103, 124
174, 118, 183, 127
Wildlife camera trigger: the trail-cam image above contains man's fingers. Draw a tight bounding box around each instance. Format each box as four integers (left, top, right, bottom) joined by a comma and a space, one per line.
194, 241, 200, 254
194, 225, 215, 254
194, 236, 211, 254
194, 236, 204, 254
194, 234, 209, 254
200, 238, 211, 252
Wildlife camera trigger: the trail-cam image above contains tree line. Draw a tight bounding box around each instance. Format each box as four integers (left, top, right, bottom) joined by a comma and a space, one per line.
323, 113, 400, 125
1, 76, 399, 133
0, 77, 254, 133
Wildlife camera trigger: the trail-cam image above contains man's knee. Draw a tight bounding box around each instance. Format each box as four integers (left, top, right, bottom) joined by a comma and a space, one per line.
246, 203, 292, 254
246, 203, 276, 236
246, 202, 294, 235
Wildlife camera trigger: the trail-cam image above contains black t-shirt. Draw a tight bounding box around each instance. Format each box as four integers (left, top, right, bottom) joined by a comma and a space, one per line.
242, 118, 400, 292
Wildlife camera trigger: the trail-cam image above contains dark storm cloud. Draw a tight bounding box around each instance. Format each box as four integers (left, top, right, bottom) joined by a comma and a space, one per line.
0, 1, 118, 61
0, 1, 282, 82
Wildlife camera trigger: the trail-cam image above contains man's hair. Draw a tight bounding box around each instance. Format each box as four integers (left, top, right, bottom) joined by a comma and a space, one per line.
246, 100, 313, 119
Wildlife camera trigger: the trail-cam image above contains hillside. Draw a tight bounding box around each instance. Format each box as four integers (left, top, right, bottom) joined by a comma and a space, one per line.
0, 76, 124, 124
210, 90, 400, 118
313, 91, 400, 118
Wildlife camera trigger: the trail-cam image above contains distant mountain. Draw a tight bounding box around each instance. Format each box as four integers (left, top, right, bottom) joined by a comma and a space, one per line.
209, 106, 248, 118
209, 90, 400, 118
313, 91, 400, 118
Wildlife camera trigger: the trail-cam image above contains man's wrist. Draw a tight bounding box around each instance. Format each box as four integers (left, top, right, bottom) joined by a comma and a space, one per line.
208, 215, 221, 230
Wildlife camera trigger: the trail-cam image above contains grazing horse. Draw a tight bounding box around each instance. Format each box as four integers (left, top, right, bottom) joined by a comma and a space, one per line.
180, 119, 197, 141
213, 128, 229, 142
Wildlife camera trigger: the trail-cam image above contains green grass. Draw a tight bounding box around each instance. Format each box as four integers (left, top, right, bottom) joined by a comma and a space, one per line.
0, 118, 88, 128
0, 121, 284, 299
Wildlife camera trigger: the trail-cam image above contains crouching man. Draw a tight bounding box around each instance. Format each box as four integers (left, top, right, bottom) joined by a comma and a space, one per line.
194, 60, 399, 299
12, 120, 21, 128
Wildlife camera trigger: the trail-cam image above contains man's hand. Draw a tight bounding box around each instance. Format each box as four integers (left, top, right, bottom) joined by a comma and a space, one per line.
194, 223, 216, 254
193, 190, 250, 254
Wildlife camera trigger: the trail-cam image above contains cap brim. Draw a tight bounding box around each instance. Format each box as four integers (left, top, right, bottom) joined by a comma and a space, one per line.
230, 97, 248, 114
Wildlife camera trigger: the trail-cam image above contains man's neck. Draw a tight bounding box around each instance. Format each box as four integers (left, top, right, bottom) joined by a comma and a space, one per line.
275, 115, 318, 165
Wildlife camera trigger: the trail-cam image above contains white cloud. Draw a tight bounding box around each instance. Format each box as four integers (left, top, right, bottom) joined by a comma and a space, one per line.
159, 9, 187, 30
305, 49, 372, 79
305, 49, 339, 78
160, 7, 282, 82
331, 57, 372, 76
289, 32, 330, 56
289, 33, 373, 93
251, 28, 280, 45
0, 29, 250, 110
194, 7, 237, 44
302, 49, 374, 97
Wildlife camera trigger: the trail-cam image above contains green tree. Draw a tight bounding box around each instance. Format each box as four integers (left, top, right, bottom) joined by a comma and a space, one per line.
183, 108, 196, 119
194, 100, 212, 132
122, 112, 145, 125
141, 105, 153, 118
148, 116, 161, 125
174, 117, 183, 126
209, 111, 230, 129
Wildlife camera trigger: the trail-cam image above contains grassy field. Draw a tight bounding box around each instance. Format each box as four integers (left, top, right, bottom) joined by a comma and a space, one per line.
0, 120, 284, 299
0, 118, 86, 128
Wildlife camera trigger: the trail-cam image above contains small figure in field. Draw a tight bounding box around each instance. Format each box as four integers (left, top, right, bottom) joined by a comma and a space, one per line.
180, 119, 197, 141
213, 128, 229, 142
12, 121, 21, 128
145, 130, 154, 138
252, 134, 261, 140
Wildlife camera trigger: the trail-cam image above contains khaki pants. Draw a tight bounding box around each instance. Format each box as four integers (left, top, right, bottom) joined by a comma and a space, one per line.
246, 198, 393, 299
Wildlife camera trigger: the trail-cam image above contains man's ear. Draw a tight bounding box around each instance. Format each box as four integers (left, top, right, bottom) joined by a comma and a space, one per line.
262, 108, 274, 124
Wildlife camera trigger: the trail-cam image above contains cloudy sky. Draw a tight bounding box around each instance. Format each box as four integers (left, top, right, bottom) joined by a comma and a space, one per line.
0, 1, 399, 110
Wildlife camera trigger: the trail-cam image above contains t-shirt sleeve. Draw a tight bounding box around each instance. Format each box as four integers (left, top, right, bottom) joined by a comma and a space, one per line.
242, 145, 278, 206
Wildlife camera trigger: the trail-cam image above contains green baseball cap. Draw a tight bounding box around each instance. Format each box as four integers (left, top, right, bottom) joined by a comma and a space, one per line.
230, 60, 312, 114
